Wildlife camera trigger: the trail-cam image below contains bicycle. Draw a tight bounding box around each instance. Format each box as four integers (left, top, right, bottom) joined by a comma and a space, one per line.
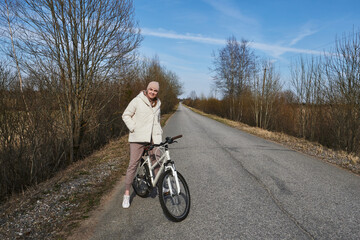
132, 135, 191, 222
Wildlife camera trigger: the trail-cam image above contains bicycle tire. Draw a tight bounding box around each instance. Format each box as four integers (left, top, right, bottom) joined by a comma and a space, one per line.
158, 170, 191, 222
132, 163, 150, 198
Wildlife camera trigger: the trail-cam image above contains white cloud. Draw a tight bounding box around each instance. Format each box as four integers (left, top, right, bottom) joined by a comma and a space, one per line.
290, 27, 318, 46
251, 42, 323, 57
142, 28, 325, 58
142, 28, 225, 45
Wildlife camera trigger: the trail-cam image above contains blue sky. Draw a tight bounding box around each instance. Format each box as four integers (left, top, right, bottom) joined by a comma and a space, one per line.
134, 0, 360, 98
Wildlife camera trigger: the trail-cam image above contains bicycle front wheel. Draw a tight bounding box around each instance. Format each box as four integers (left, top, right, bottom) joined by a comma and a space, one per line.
158, 170, 190, 222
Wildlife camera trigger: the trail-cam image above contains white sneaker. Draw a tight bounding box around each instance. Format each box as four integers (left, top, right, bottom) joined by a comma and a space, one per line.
122, 195, 130, 208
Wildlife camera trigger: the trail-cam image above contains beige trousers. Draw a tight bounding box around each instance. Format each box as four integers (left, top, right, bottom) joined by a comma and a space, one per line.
125, 143, 159, 192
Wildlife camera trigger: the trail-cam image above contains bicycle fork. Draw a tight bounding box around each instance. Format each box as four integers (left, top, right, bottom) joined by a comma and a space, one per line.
164, 150, 181, 196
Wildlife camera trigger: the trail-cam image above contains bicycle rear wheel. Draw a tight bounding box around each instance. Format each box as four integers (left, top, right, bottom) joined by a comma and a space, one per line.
132, 164, 150, 198
158, 170, 190, 222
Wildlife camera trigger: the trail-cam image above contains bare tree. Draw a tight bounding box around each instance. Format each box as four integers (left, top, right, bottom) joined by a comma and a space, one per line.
13, 0, 142, 163
0, 0, 33, 114
211, 36, 256, 120
325, 30, 360, 152
189, 90, 197, 100
0, 0, 22, 90
253, 59, 281, 129
291, 56, 324, 139
0, 0, 37, 180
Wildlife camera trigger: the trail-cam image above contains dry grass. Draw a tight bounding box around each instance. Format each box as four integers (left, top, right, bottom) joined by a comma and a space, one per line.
186, 105, 360, 175
0, 110, 176, 239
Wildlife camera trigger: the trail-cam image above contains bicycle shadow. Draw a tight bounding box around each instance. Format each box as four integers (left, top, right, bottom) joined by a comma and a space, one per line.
151, 187, 159, 198
130, 191, 137, 204
130, 187, 158, 204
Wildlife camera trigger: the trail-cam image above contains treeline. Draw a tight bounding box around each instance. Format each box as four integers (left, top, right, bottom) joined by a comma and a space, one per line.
0, 0, 182, 202
184, 31, 360, 156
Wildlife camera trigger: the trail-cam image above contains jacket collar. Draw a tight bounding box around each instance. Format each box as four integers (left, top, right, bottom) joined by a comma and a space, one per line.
138, 91, 161, 110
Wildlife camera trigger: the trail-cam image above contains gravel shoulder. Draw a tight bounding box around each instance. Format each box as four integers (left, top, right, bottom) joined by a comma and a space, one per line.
0, 136, 130, 240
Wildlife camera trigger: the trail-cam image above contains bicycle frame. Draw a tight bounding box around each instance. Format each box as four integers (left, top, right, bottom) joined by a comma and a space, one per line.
141, 144, 181, 195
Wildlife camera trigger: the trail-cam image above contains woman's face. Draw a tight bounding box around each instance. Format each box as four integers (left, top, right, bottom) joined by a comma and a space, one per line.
146, 87, 158, 100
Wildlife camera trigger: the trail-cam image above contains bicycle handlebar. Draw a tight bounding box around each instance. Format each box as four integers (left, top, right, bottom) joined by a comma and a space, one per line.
171, 135, 183, 141
147, 135, 183, 150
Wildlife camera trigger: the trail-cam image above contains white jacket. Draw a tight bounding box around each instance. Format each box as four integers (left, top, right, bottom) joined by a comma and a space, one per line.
122, 91, 163, 144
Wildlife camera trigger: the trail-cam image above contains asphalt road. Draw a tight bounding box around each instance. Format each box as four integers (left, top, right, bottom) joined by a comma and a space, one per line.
86, 103, 360, 240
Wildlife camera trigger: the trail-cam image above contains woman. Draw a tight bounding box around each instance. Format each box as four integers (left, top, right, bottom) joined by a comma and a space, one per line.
121, 81, 162, 208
